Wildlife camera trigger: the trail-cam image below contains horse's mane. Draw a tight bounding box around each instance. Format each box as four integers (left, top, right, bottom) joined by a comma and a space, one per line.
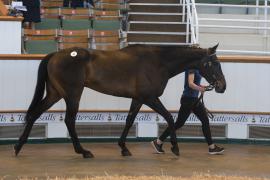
126, 44, 203, 49
122, 44, 207, 61
125, 44, 205, 53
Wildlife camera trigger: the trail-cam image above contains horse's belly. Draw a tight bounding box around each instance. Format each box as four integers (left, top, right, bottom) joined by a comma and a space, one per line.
86, 80, 136, 98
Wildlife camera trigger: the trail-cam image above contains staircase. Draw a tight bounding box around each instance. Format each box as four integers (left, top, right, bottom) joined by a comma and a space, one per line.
126, 0, 198, 45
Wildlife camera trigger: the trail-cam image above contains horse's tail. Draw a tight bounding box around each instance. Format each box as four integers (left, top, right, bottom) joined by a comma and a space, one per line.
25, 53, 55, 120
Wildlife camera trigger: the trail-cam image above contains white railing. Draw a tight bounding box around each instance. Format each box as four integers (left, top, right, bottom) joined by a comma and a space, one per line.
217, 49, 270, 55
196, 0, 270, 36
196, 0, 269, 16
184, 0, 199, 44
195, 0, 270, 55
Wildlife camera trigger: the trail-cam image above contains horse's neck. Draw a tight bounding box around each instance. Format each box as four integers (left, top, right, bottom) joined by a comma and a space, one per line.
164, 48, 205, 78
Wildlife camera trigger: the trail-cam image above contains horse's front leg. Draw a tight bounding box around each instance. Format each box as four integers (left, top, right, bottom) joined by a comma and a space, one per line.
118, 99, 142, 156
65, 99, 94, 158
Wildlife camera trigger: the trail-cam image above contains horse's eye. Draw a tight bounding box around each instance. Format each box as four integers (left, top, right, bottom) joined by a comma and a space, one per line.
212, 61, 219, 65
203, 61, 212, 67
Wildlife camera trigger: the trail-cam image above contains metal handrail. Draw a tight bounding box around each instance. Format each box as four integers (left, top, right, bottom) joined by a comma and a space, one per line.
185, 0, 199, 44
191, 0, 199, 43
185, 0, 190, 43
196, 3, 270, 9
199, 25, 270, 30
218, 50, 270, 55
196, 1, 269, 34
199, 18, 270, 23
195, 0, 269, 55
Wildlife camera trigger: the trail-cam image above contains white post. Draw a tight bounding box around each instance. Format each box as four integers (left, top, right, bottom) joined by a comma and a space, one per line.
256, 0, 259, 16
189, 1, 193, 44
264, 0, 268, 36
191, 0, 194, 44
186, 0, 190, 43
227, 124, 248, 139
192, 0, 199, 44
182, 0, 186, 23
0, 19, 22, 54
137, 123, 158, 138
47, 122, 68, 138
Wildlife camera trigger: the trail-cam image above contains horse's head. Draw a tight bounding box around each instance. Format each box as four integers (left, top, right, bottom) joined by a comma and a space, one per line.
199, 44, 226, 93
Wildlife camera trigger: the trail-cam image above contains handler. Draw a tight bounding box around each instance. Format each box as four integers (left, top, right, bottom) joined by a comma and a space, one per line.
151, 69, 224, 155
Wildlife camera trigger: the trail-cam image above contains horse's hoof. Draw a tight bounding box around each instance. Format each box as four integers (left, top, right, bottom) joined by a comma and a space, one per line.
82, 151, 94, 158
171, 146, 180, 156
121, 149, 132, 156
14, 144, 21, 156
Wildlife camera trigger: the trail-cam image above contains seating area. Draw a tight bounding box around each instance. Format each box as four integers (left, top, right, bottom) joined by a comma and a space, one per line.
23, 29, 122, 54
22, 0, 127, 54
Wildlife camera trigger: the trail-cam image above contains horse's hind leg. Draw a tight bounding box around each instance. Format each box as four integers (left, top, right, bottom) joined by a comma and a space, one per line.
118, 99, 142, 156
14, 87, 61, 156
64, 95, 94, 158
144, 98, 179, 156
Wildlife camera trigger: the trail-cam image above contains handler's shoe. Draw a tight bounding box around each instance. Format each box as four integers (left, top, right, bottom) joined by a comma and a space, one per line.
151, 139, 165, 154
208, 145, 224, 155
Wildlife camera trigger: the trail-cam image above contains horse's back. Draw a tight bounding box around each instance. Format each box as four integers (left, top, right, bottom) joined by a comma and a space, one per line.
55, 47, 91, 62
46, 45, 169, 99
88, 45, 162, 79
84, 45, 168, 98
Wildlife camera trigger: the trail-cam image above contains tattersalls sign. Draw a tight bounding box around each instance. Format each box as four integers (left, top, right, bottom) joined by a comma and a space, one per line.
0, 112, 269, 125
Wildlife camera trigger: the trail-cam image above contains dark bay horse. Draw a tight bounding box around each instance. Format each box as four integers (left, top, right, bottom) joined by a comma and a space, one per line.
14, 44, 226, 158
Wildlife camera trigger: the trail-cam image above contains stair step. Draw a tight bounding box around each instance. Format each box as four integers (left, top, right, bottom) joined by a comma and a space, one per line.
130, 21, 186, 25
129, 3, 181, 6
128, 14, 183, 22
129, 4, 182, 13
127, 0, 190, 46
129, 23, 186, 32
128, 42, 191, 45
129, 0, 180, 3
127, 33, 187, 43
128, 31, 187, 35
128, 12, 183, 15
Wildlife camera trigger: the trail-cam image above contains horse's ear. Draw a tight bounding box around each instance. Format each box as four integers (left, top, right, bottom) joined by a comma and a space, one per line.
209, 43, 219, 55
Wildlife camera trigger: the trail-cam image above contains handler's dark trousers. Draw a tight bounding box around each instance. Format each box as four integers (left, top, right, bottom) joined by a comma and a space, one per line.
159, 97, 213, 145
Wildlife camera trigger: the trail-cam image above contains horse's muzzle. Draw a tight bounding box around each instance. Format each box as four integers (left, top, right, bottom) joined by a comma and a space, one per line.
215, 79, 226, 93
